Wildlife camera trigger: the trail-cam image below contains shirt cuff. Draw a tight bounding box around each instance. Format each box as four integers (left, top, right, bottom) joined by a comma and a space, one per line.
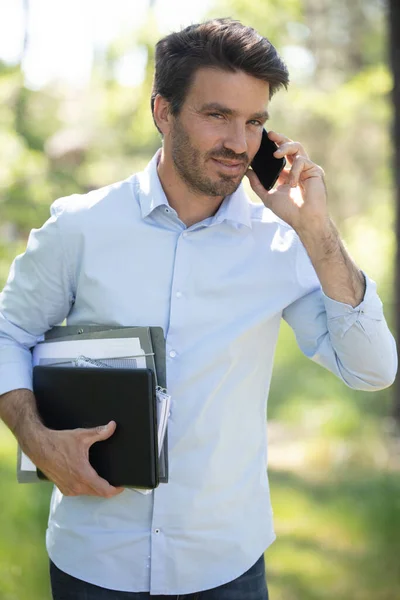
0, 352, 33, 397
322, 270, 384, 322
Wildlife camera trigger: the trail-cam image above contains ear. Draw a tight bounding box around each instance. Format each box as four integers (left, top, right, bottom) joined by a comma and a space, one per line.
153, 94, 173, 136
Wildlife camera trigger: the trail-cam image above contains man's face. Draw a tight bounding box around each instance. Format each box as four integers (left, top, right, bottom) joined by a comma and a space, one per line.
168, 68, 270, 198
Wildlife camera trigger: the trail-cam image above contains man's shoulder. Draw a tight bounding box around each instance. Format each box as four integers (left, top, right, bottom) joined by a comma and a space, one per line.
244, 199, 300, 255
247, 199, 293, 232
50, 174, 139, 220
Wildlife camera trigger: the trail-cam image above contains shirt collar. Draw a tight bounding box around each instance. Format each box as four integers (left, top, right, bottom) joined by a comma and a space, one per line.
137, 149, 252, 229
210, 182, 252, 229
136, 150, 169, 219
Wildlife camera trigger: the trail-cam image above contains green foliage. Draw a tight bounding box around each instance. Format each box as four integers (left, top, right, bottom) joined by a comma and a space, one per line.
268, 468, 400, 600
0, 427, 52, 600
208, 0, 303, 40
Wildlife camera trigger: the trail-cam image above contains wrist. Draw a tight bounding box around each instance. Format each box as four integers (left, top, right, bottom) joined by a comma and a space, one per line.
1, 388, 48, 457
18, 420, 50, 462
296, 216, 339, 262
295, 213, 333, 240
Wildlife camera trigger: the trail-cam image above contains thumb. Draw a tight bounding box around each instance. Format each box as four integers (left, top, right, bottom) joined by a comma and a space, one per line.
245, 168, 271, 203
88, 421, 117, 443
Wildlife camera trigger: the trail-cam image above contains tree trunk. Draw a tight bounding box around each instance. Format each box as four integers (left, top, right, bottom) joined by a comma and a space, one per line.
389, 0, 400, 421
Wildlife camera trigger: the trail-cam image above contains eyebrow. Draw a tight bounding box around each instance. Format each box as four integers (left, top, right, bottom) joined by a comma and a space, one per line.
199, 102, 269, 121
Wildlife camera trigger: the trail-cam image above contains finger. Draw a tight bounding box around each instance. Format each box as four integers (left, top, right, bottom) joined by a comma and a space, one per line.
80, 421, 117, 446
289, 156, 322, 188
288, 155, 308, 187
245, 169, 276, 209
245, 168, 270, 196
273, 141, 309, 162
51, 455, 125, 497
275, 167, 291, 187
82, 422, 124, 496
268, 132, 309, 162
267, 130, 292, 145
80, 463, 125, 498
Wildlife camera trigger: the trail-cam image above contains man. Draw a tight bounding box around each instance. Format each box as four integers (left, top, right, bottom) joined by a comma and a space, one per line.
0, 17, 397, 600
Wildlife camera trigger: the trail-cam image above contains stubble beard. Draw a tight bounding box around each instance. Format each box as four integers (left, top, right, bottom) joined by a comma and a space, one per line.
170, 118, 244, 198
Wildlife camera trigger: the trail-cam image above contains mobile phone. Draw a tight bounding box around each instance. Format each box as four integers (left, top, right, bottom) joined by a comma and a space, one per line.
250, 129, 286, 190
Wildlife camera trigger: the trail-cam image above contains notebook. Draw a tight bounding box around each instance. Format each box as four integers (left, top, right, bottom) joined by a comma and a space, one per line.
33, 365, 159, 489
18, 325, 169, 486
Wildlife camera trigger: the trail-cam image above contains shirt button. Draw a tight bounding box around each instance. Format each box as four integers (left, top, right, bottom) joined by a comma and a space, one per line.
169, 350, 177, 358
176, 291, 182, 298
154, 528, 160, 534
182, 231, 188, 238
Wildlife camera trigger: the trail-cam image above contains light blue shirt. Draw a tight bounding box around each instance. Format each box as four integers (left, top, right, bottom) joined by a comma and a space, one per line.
0, 150, 397, 595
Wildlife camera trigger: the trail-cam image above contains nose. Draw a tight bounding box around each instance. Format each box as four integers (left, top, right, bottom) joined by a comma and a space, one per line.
223, 124, 248, 156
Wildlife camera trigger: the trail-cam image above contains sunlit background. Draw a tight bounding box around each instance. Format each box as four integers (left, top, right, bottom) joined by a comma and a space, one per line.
0, 1, 399, 599
0, 0, 216, 89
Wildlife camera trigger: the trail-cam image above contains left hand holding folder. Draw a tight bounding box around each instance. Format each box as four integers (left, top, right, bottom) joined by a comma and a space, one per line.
33, 420, 125, 497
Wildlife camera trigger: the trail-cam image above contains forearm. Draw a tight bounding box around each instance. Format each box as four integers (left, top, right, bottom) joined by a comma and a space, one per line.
297, 218, 366, 307
0, 388, 122, 496
0, 388, 47, 457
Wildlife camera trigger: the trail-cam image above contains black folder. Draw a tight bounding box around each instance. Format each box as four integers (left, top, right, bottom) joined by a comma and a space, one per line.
33, 365, 159, 489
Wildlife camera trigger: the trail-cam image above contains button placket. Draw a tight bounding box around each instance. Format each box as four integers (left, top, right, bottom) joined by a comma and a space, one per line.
166, 229, 191, 359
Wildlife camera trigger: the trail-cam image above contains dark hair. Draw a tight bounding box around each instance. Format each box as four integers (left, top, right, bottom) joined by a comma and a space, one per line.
151, 18, 289, 134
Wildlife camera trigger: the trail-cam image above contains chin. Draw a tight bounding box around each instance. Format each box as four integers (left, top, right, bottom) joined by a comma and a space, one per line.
218, 180, 242, 197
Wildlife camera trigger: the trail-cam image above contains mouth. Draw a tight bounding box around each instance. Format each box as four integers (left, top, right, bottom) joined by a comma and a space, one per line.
211, 158, 246, 175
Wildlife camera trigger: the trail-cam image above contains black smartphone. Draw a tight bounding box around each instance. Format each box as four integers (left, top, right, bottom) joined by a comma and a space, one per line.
250, 129, 286, 190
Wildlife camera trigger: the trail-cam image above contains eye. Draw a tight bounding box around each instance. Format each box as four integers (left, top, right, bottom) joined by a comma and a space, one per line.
249, 120, 263, 127
209, 113, 224, 119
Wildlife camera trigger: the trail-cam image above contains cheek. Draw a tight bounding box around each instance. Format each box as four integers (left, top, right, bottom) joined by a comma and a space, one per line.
190, 119, 223, 148
197, 130, 220, 153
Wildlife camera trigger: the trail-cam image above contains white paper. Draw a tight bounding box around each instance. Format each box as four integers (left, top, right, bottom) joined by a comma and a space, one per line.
156, 389, 171, 454
32, 338, 146, 368
21, 452, 36, 471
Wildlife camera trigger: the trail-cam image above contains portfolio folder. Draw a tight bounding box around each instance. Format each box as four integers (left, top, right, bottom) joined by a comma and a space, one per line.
17, 325, 168, 485
33, 366, 159, 489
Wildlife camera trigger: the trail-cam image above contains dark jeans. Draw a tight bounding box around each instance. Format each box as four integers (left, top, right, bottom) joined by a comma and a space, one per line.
50, 555, 269, 600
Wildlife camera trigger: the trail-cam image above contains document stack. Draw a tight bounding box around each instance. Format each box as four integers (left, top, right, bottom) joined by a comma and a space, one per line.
17, 325, 169, 493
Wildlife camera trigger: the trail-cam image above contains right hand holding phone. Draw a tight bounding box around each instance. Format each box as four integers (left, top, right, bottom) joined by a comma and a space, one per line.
246, 130, 327, 234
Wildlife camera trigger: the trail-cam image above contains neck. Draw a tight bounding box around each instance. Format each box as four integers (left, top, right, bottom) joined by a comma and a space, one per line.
156, 149, 224, 228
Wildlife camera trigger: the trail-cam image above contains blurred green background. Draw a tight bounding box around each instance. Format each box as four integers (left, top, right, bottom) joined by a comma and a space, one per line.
0, 0, 399, 599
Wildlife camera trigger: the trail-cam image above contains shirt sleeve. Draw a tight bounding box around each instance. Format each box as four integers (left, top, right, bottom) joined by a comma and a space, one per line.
0, 201, 75, 396
282, 237, 398, 391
